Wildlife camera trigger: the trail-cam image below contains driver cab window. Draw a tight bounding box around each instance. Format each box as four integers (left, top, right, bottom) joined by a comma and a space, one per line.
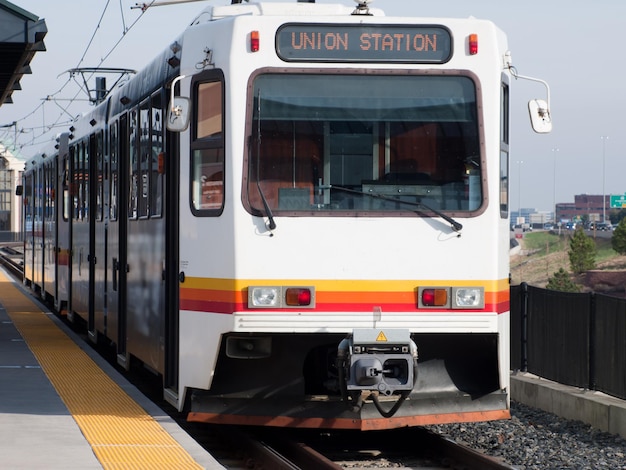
191, 72, 225, 215
246, 73, 482, 215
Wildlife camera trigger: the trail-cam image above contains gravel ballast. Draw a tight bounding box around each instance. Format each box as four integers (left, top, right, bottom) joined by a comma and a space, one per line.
429, 401, 626, 469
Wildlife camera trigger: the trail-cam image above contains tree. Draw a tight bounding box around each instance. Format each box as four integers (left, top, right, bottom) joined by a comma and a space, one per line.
612, 218, 626, 255
611, 208, 626, 225
546, 268, 580, 292
568, 226, 596, 274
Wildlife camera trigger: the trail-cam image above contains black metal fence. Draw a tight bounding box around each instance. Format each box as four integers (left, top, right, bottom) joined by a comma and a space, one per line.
511, 283, 626, 400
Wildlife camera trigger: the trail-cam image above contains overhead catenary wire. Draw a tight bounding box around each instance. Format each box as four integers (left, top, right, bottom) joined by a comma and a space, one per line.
0, 0, 158, 153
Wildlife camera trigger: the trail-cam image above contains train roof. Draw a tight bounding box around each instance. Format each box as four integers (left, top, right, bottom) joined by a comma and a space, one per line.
191, 2, 385, 23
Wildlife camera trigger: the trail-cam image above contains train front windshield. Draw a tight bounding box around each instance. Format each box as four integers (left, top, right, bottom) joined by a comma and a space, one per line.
247, 73, 482, 215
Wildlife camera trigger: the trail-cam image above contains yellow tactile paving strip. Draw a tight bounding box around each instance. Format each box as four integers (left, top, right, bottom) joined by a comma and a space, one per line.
0, 271, 202, 469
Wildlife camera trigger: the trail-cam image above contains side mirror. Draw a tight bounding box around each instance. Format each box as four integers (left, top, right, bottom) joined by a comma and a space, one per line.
167, 97, 190, 132
15, 185, 23, 196
528, 99, 552, 134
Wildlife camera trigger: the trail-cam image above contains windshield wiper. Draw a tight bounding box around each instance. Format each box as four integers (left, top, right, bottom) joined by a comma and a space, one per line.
256, 180, 276, 231
252, 90, 276, 233
328, 184, 463, 232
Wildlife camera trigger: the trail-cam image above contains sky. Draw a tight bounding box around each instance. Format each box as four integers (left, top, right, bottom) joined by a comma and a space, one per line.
1, 0, 624, 213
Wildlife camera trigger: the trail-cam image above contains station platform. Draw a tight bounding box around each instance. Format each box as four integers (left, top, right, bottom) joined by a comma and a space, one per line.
511, 371, 626, 440
0, 268, 223, 469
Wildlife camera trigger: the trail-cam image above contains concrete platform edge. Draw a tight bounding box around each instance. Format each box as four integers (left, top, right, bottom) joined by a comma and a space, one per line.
511, 371, 626, 439
6, 272, 224, 470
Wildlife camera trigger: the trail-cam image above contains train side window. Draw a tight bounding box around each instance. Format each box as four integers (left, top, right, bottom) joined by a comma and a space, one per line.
70, 146, 78, 219
151, 91, 164, 217
83, 141, 89, 221
500, 80, 509, 218
129, 109, 138, 219
63, 157, 70, 222
96, 131, 104, 222
110, 121, 118, 221
43, 163, 50, 223
24, 172, 32, 229
138, 100, 150, 219
48, 162, 54, 223
190, 71, 225, 216
78, 143, 86, 221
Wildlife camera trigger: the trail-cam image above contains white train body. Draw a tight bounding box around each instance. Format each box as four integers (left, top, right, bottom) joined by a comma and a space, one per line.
22, 2, 534, 430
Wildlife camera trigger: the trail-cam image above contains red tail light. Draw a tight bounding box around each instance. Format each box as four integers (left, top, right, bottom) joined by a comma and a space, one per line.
285, 288, 311, 306
468, 34, 478, 55
250, 31, 260, 52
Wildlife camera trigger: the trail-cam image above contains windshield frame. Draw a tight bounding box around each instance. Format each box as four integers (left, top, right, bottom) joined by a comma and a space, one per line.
242, 67, 487, 218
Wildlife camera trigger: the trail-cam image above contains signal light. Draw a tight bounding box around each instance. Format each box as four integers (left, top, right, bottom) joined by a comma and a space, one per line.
469, 34, 478, 55
421, 288, 448, 307
285, 288, 312, 306
418, 286, 485, 309
248, 286, 316, 308
419, 287, 449, 307
250, 31, 260, 52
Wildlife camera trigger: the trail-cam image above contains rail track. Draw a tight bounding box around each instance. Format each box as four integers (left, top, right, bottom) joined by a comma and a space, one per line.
0, 242, 517, 470
0, 242, 23, 280
192, 424, 518, 469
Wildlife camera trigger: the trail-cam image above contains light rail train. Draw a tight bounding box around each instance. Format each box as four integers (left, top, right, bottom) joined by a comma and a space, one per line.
21, 0, 551, 430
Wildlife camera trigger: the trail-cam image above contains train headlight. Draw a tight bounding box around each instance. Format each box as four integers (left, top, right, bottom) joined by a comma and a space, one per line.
249, 287, 280, 307
452, 287, 484, 309
285, 287, 312, 306
418, 286, 485, 309
248, 286, 316, 308
418, 287, 450, 308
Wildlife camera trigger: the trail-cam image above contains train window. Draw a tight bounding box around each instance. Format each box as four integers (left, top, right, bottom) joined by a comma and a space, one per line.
63, 158, 70, 222
246, 73, 483, 216
138, 101, 150, 219
77, 142, 87, 221
84, 141, 90, 221
195, 81, 222, 140
0, 170, 11, 228
44, 163, 52, 224
191, 148, 224, 212
151, 92, 164, 217
500, 81, 510, 218
96, 131, 104, 222
190, 72, 225, 216
110, 121, 119, 221
71, 146, 78, 219
501, 82, 509, 146
24, 172, 32, 230
129, 109, 138, 219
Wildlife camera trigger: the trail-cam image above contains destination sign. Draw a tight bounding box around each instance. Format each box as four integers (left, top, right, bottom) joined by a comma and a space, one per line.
276, 24, 452, 63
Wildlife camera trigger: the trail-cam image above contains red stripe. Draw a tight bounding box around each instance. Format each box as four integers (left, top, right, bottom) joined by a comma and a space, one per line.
179, 298, 508, 315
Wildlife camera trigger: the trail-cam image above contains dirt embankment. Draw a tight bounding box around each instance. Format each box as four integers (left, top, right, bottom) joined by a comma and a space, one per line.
510, 238, 626, 296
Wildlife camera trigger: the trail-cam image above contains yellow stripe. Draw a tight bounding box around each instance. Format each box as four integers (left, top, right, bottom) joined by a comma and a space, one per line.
0, 272, 202, 469
184, 276, 510, 292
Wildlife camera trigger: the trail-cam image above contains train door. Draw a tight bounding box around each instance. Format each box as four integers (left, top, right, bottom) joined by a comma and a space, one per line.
125, 94, 167, 375
69, 140, 92, 325
164, 102, 180, 401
